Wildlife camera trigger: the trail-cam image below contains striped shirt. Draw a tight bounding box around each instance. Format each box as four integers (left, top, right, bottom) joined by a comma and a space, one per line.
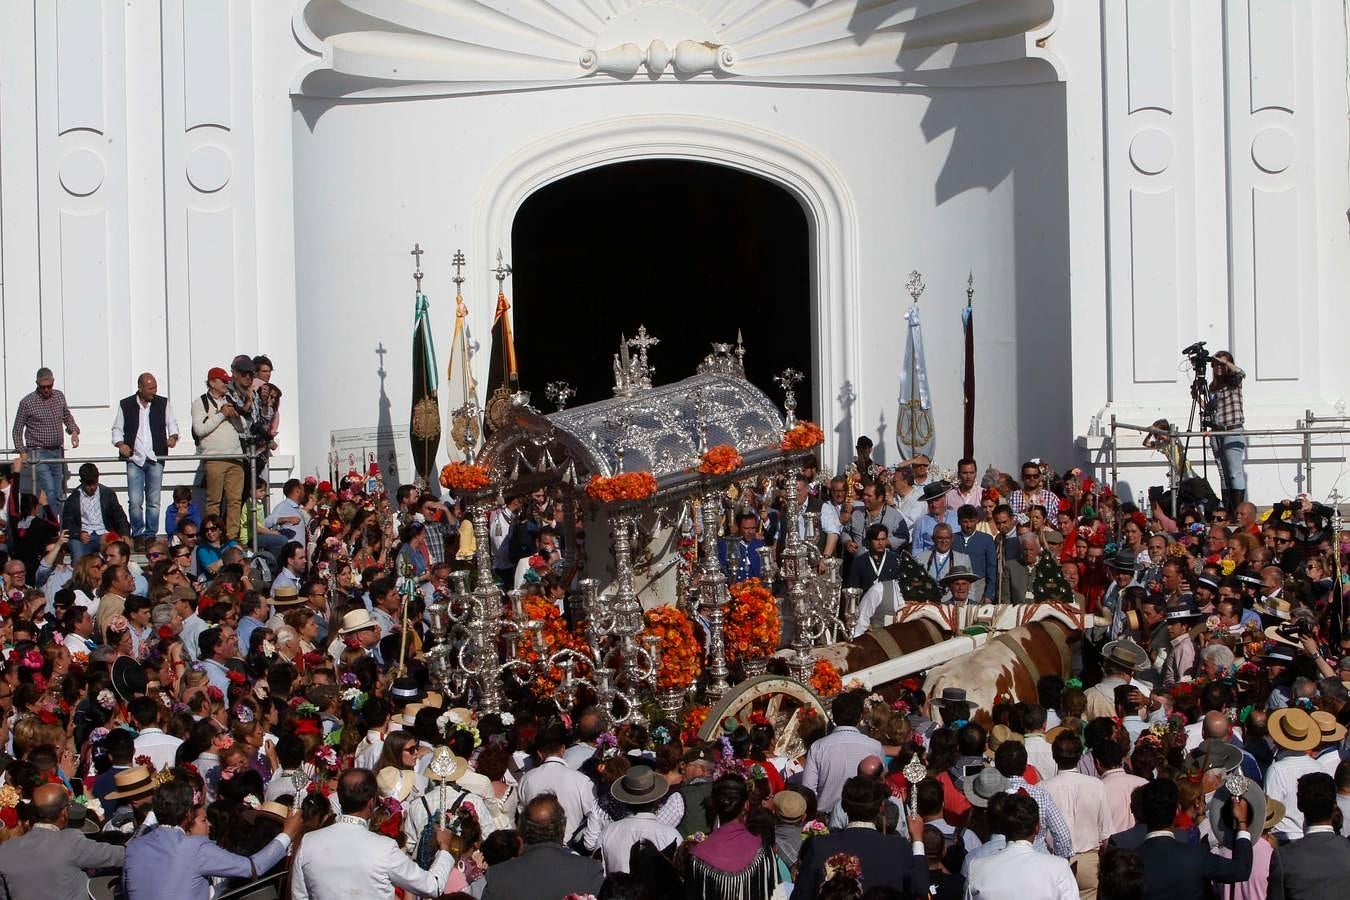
1006, 775, 1075, 859
12, 388, 79, 451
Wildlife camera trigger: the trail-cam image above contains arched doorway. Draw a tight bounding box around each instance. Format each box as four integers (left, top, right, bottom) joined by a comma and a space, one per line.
511, 160, 813, 417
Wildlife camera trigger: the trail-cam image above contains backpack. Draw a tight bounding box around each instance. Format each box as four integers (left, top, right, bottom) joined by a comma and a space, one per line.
416, 789, 467, 869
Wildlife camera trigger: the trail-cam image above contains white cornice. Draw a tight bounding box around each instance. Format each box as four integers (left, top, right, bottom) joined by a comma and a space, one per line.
291, 0, 1060, 97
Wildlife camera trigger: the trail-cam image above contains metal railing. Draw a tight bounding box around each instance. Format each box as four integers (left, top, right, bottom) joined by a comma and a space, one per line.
1095, 413, 1349, 515
6, 446, 264, 554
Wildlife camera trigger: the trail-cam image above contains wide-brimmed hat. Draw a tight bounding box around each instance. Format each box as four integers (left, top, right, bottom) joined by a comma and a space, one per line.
963, 767, 1010, 808
1101, 638, 1150, 672
1261, 647, 1297, 666
1207, 778, 1268, 847
1195, 575, 1221, 594
935, 687, 968, 706
423, 693, 448, 712
939, 566, 978, 587
425, 746, 470, 784
271, 585, 305, 607
611, 765, 670, 806
1262, 798, 1286, 834
376, 766, 418, 802
1106, 551, 1138, 572
1164, 602, 1203, 623
255, 800, 291, 823
1236, 572, 1263, 589
105, 766, 157, 801
1268, 707, 1321, 752
920, 481, 951, 503
397, 703, 425, 727
389, 677, 425, 705
988, 724, 1023, 750
773, 790, 807, 822
1252, 596, 1291, 621
111, 655, 148, 702
339, 609, 379, 634
1190, 739, 1242, 774
1311, 710, 1347, 744
1264, 623, 1304, 649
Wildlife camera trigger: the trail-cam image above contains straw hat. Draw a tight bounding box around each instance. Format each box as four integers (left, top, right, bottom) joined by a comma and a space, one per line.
255, 800, 291, 823
376, 766, 418, 802
610, 765, 670, 806
1263, 798, 1286, 834
105, 766, 157, 801
1268, 707, 1321, 752
338, 609, 379, 634
773, 790, 807, 822
1252, 596, 1291, 620
1264, 623, 1304, 649
424, 746, 469, 784
1311, 710, 1347, 744
988, 724, 1023, 750
423, 692, 446, 711
271, 585, 305, 607
397, 703, 425, 727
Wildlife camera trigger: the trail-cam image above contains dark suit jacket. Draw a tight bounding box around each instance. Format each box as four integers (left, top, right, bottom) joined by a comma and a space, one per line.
790, 827, 928, 900
718, 537, 766, 581
480, 841, 604, 900
953, 530, 997, 598
846, 550, 904, 592
1279, 829, 1350, 899
1136, 833, 1252, 900
61, 485, 130, 538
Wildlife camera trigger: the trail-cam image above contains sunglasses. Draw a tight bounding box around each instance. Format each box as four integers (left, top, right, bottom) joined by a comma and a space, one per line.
147, 552, 165, 559
205, 525, 222, 532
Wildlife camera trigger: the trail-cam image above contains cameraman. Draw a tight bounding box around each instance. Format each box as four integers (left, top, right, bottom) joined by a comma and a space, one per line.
191, 360, 256, 542
1203, 350, 1247, 511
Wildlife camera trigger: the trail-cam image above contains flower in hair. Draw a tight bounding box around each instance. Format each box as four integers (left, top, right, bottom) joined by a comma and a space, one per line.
233, 704, 255, 725
97, 689, 117, 711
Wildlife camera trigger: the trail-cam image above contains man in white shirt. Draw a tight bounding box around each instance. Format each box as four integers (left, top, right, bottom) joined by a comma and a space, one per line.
292, 769, 461, 900
264, 478, 310, 544
598, 766, 682, 874
129, 696, 183, 774
111, 373, 179, 550
516, 725, 598, 844
1021, 705, 1058, 783
1041, 733, 1113, 898
965, 793, 1079, 900
801, 692, 884, 812
1265, 706, 1327, 840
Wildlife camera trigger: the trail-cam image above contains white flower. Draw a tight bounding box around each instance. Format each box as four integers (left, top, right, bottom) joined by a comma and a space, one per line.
159, 693, 173, 708
243, 794, 260, 809
97, 690, 116, 711
341, 687, 363, 703
499, 712, 515, 726
78, 798, 104, 819
261, 640, 277, 659
436, 711, 453, 733
448, 709, 469, 726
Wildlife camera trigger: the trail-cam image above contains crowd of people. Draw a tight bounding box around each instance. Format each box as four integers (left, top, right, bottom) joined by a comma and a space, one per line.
0, 356, 1346, 900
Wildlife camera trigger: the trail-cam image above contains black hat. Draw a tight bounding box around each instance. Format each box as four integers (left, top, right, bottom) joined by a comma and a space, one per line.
230, 354, 256, 373
1106, 551, 1138, 572
111, 656, 148, 702
388, 677, 425, 705
1195, 575, 1221, 594
920, 481, 951, 503
1164, 602, 1203, 623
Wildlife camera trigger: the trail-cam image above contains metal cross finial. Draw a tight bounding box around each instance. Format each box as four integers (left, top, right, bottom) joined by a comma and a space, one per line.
967, 271, 975, 307
906, 270, 925, 304
452, 249, 466, 291
493, 249, 512, 285
628, 325, 660, 356
776, 368, 804, 428
410, 243, 424, 286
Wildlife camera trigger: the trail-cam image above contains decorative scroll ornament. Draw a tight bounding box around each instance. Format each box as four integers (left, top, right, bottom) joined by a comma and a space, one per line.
295, 0, 1060, 98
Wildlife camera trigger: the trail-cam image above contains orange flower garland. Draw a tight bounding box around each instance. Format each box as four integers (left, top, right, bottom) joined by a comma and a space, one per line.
698, 444, 743, 476
781, 421, 825, 451
515, 596, 589, 700
723, 578, 781, 663
682, 704, 711, 743
585, 471, 658, 503
439, 462, 490, 491
810, 658, 843, 698
642, 606, 703, 690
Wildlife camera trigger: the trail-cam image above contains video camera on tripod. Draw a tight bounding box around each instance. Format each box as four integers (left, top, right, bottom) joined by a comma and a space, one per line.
1183, 341, 1217, 430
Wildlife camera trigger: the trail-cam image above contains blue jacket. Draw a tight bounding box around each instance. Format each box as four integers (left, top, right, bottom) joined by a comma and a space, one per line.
953, 529, 997, 598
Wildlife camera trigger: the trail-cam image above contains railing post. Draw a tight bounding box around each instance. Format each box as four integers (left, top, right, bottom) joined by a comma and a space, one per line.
1303, 409, 1314, 496
1168, 422, 1179, 521
247, 445, 259, 556
1109, 414, 1118, 491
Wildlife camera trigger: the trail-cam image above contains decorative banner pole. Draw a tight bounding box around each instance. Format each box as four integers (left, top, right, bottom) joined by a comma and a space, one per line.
896, 270, 936, 461
408, 243, 441, 488
445, 249, 482, 464
963, 272, 976, 461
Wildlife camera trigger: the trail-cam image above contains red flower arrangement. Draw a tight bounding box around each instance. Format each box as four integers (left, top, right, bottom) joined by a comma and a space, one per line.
810, 659, 843, 698
780, 421, 825, 451
682, 704, 711, 743
642, 606, 703, 690
698, 444, 743, 476
585, 471, 658, 503
516, 596, 589, 700
723, 579, 780, 663
439, 462, 490, 491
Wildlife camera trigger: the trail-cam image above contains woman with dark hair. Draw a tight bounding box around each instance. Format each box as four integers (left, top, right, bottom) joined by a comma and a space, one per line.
684, 774, 778, 899
195, 515, 238, 577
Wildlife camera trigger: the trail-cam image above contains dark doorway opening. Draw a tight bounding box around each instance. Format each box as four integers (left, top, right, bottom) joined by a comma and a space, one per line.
511, 160, 813, 418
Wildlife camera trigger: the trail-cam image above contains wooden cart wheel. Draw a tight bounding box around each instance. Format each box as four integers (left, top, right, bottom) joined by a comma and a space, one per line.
697, 675, 829, 759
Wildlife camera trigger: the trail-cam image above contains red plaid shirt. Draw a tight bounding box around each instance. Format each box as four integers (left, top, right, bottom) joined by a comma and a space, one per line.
11, 389, 79, 451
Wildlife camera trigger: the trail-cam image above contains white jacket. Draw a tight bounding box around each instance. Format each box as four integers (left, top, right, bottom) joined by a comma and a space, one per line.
291, 816, 455, 900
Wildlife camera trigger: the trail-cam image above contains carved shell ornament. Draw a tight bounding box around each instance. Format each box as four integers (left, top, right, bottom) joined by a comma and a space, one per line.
293, 0, 1060, 97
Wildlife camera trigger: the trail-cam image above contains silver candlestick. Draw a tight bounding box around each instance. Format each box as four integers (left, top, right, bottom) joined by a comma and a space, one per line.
698, 490, 732, 701
776, 369, 804, 428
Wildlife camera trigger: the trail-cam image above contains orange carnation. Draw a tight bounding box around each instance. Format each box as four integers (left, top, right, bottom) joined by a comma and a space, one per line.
723, 578, 780, 662
585, 471, 658, 503
439, 462, 490, 491
515, 596, 589, 700
642, 605, 703, 690
809, 658, 843, 698
781, 421, 825, 451
698, 444, 743, 476
682, 704, 711, 743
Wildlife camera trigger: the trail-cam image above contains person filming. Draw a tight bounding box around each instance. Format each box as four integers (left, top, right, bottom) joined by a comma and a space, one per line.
1201, 350, 1246, 512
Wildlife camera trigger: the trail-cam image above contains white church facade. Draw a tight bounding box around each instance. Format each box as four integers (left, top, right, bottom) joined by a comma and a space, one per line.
0, 0, 1346, 500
